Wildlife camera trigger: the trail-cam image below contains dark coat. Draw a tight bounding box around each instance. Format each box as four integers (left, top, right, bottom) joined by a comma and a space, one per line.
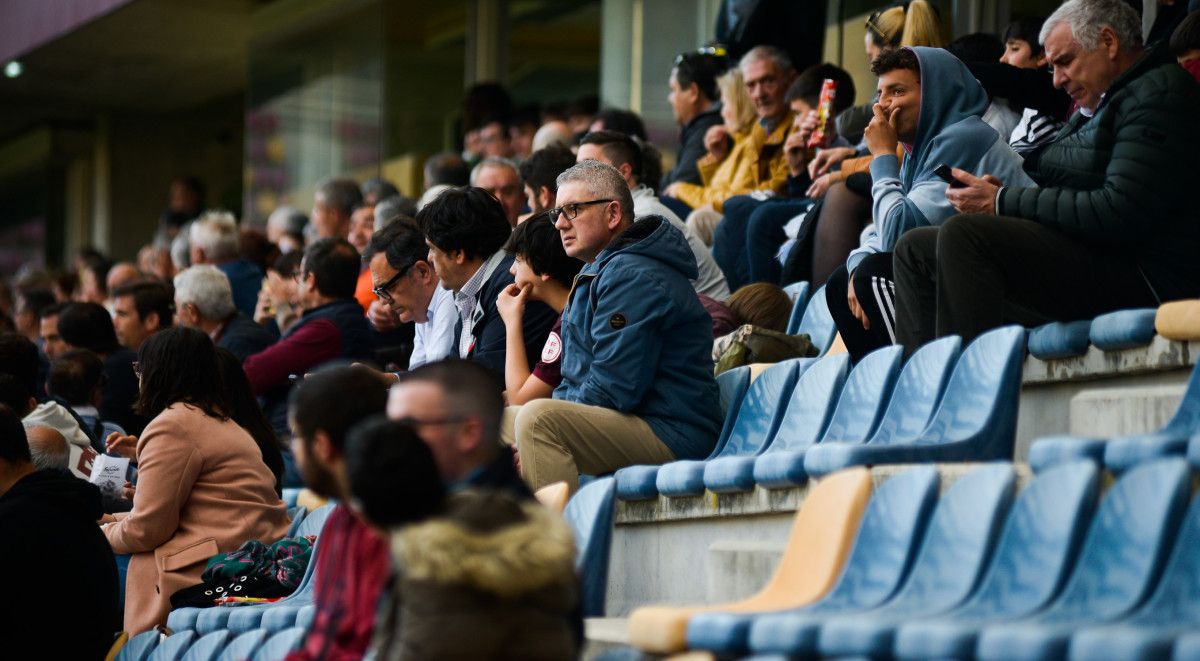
216, 312, 278, 362
662, 106, 724, 189
0, 470, 120, 658
454, 255, 557, 380
999, 42, 1200, 302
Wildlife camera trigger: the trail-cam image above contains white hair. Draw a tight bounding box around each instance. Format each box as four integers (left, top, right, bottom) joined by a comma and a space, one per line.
173, 265, 236, 321
532, 121, 572, 152
469, 157, 520, 186
739, 45, 794, 75
189, 210, 240, 262
267, 206, 308, 237
26, 426, 69, 472
1040, 0, 1142, 51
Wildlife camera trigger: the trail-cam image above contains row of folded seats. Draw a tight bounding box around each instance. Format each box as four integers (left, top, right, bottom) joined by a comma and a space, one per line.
615, 323, 1026, 500
1027, 298, 1200, 359
627, 454, 1200, 660
112, 627, 307, 661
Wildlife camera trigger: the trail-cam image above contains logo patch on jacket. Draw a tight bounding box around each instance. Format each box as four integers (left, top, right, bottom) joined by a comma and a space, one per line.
541, 331, 562, 363
609, 313, 627, 330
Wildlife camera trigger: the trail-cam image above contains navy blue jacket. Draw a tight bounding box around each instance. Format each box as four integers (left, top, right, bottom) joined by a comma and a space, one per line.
217, 312, 278, 362
217, 258, 263, 319
555, 216, 721, 459
454, 254, 557, 380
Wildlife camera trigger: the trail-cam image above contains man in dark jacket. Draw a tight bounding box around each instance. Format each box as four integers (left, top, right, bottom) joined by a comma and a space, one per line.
245, 239, 374, 438
662, 50, 728, 190
893, 0, 1200, 352
0, 405, 119, 657
417, 187, 556, 380
505, 161, 722, 493
174, 264, 277, 361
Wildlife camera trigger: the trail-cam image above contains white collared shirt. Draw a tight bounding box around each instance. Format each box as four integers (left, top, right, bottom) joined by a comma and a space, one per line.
410, 285, 457, 368
455, 250, 507, 357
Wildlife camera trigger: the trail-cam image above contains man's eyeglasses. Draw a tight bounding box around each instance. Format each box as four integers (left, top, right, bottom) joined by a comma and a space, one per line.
372, 264, 415, 304
674, 45, 728, 66
547, 199, 613, 223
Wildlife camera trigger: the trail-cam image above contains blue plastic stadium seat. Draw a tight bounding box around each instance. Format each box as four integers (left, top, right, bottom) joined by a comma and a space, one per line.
1067, 488, 1200, 660
148, 630, 196, 661
281, 488, 300, 508
252, 627, 307, 661
975, 458, 1191, 661
1176, 634, 1200, 661
686, 466, 939, 655
260, 604, 303, 633
216, 629, 268, 661
295, 604, 316, 630
564, 476, 617, 617
1027, 319, 1092, 360
783, 281, 811, 335
1089, 308, 1158, 351
705, 354, 849, 492
655, 360, 806, 497
1031, 360, 1200, 474
750, 464, 1015, 657
791, 285, 837, 354
804, 326, 1025, 476
181, 631, 231, 661
753, 347, 901, 489
285, 506, 307, 537
1190, 435, 1200, 470
116, 630, 160, 661
615, 365, 752, 500
892, 461, 1101, 659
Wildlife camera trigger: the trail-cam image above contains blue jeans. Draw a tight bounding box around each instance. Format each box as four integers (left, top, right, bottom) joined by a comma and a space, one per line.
713, 196, 810, 289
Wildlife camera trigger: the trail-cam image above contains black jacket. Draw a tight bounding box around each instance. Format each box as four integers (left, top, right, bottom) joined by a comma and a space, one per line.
216, 312, 278, 362
101, 347, 147, 436
999, 43, 1200, 302
0, 469, 120, 658
454, 255, 556, 381
662, 107, 723, 189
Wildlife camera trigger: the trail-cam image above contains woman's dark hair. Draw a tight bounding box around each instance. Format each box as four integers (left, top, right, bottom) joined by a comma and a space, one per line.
1170, 11, 1200, 57
672, 51, 729, 102
134, 326, 229, 420
1003, 16, 1047, 54
57, 302, 120, 354
216, 347, 284, 496
345, 416, 446, 528
417, 187, 512, 261
504, 215, 583, 288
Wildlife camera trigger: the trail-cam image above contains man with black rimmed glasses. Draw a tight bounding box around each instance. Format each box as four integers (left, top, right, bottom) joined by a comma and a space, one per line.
503, 161, 721, 494
363, 219, 456, 370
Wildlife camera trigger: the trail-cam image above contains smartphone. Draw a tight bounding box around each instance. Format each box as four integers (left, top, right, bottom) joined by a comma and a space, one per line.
933, 163, 967, 188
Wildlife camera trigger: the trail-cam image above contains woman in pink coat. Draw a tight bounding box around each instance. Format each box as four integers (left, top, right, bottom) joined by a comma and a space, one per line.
102, 327, 289, 633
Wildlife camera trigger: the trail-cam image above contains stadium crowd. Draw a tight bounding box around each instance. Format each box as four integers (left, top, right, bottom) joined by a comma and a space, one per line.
1, 0, 1199, 657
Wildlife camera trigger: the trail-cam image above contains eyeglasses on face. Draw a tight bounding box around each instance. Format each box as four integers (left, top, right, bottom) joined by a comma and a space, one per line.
547, 199, 613, 223
372, 263, 416, 304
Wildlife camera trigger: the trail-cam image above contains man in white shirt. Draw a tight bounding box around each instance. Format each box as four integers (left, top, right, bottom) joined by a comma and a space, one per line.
363, 220, 457, 369
576, 130, 730, 299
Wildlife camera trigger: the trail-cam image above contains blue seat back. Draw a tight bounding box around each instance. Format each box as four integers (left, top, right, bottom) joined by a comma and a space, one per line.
818, 346, 903, 444
717, 359, 806, 458
1162, 360, 1200, 437
867, 336, 960, 445
784, 281, 811, 335
295, 502, 334, 538
1034, 458, 1190, 623
148, 631, 196, 661
915, 326, 1024, 453
216, 629, 268, 661
708, 366, 753, 458
281, 488, 301, 508
815, 466, 940, 609
950, 461, 1100, 618
793, 284, 837, 353
116, 630, 159, 661
181, 631, 231, 661
761, 354, 850, 453
285, 506, 307, 537
878, 463, 1015, 614
1117, 491, 1200, 625
252, 627, 307, 661
564, 476, 617, 617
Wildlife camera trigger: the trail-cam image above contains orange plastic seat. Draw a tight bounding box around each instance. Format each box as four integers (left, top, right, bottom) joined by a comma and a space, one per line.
626, 467, 873, 653
535, 481, 570, 514
1156, 299, 1200, 341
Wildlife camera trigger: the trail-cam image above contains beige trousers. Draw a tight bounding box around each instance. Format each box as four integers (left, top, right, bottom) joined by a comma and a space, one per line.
502, 399, 675, 493
685, 207, 723, 247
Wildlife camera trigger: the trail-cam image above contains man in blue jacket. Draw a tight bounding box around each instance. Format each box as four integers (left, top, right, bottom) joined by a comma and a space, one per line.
505, 161, 721, 493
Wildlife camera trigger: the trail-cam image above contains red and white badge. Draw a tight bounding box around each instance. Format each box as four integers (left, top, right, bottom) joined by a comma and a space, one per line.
541, 331, 562, 363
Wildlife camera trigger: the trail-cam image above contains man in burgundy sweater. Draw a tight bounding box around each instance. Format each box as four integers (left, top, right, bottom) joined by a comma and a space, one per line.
244, 238, 375, 440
